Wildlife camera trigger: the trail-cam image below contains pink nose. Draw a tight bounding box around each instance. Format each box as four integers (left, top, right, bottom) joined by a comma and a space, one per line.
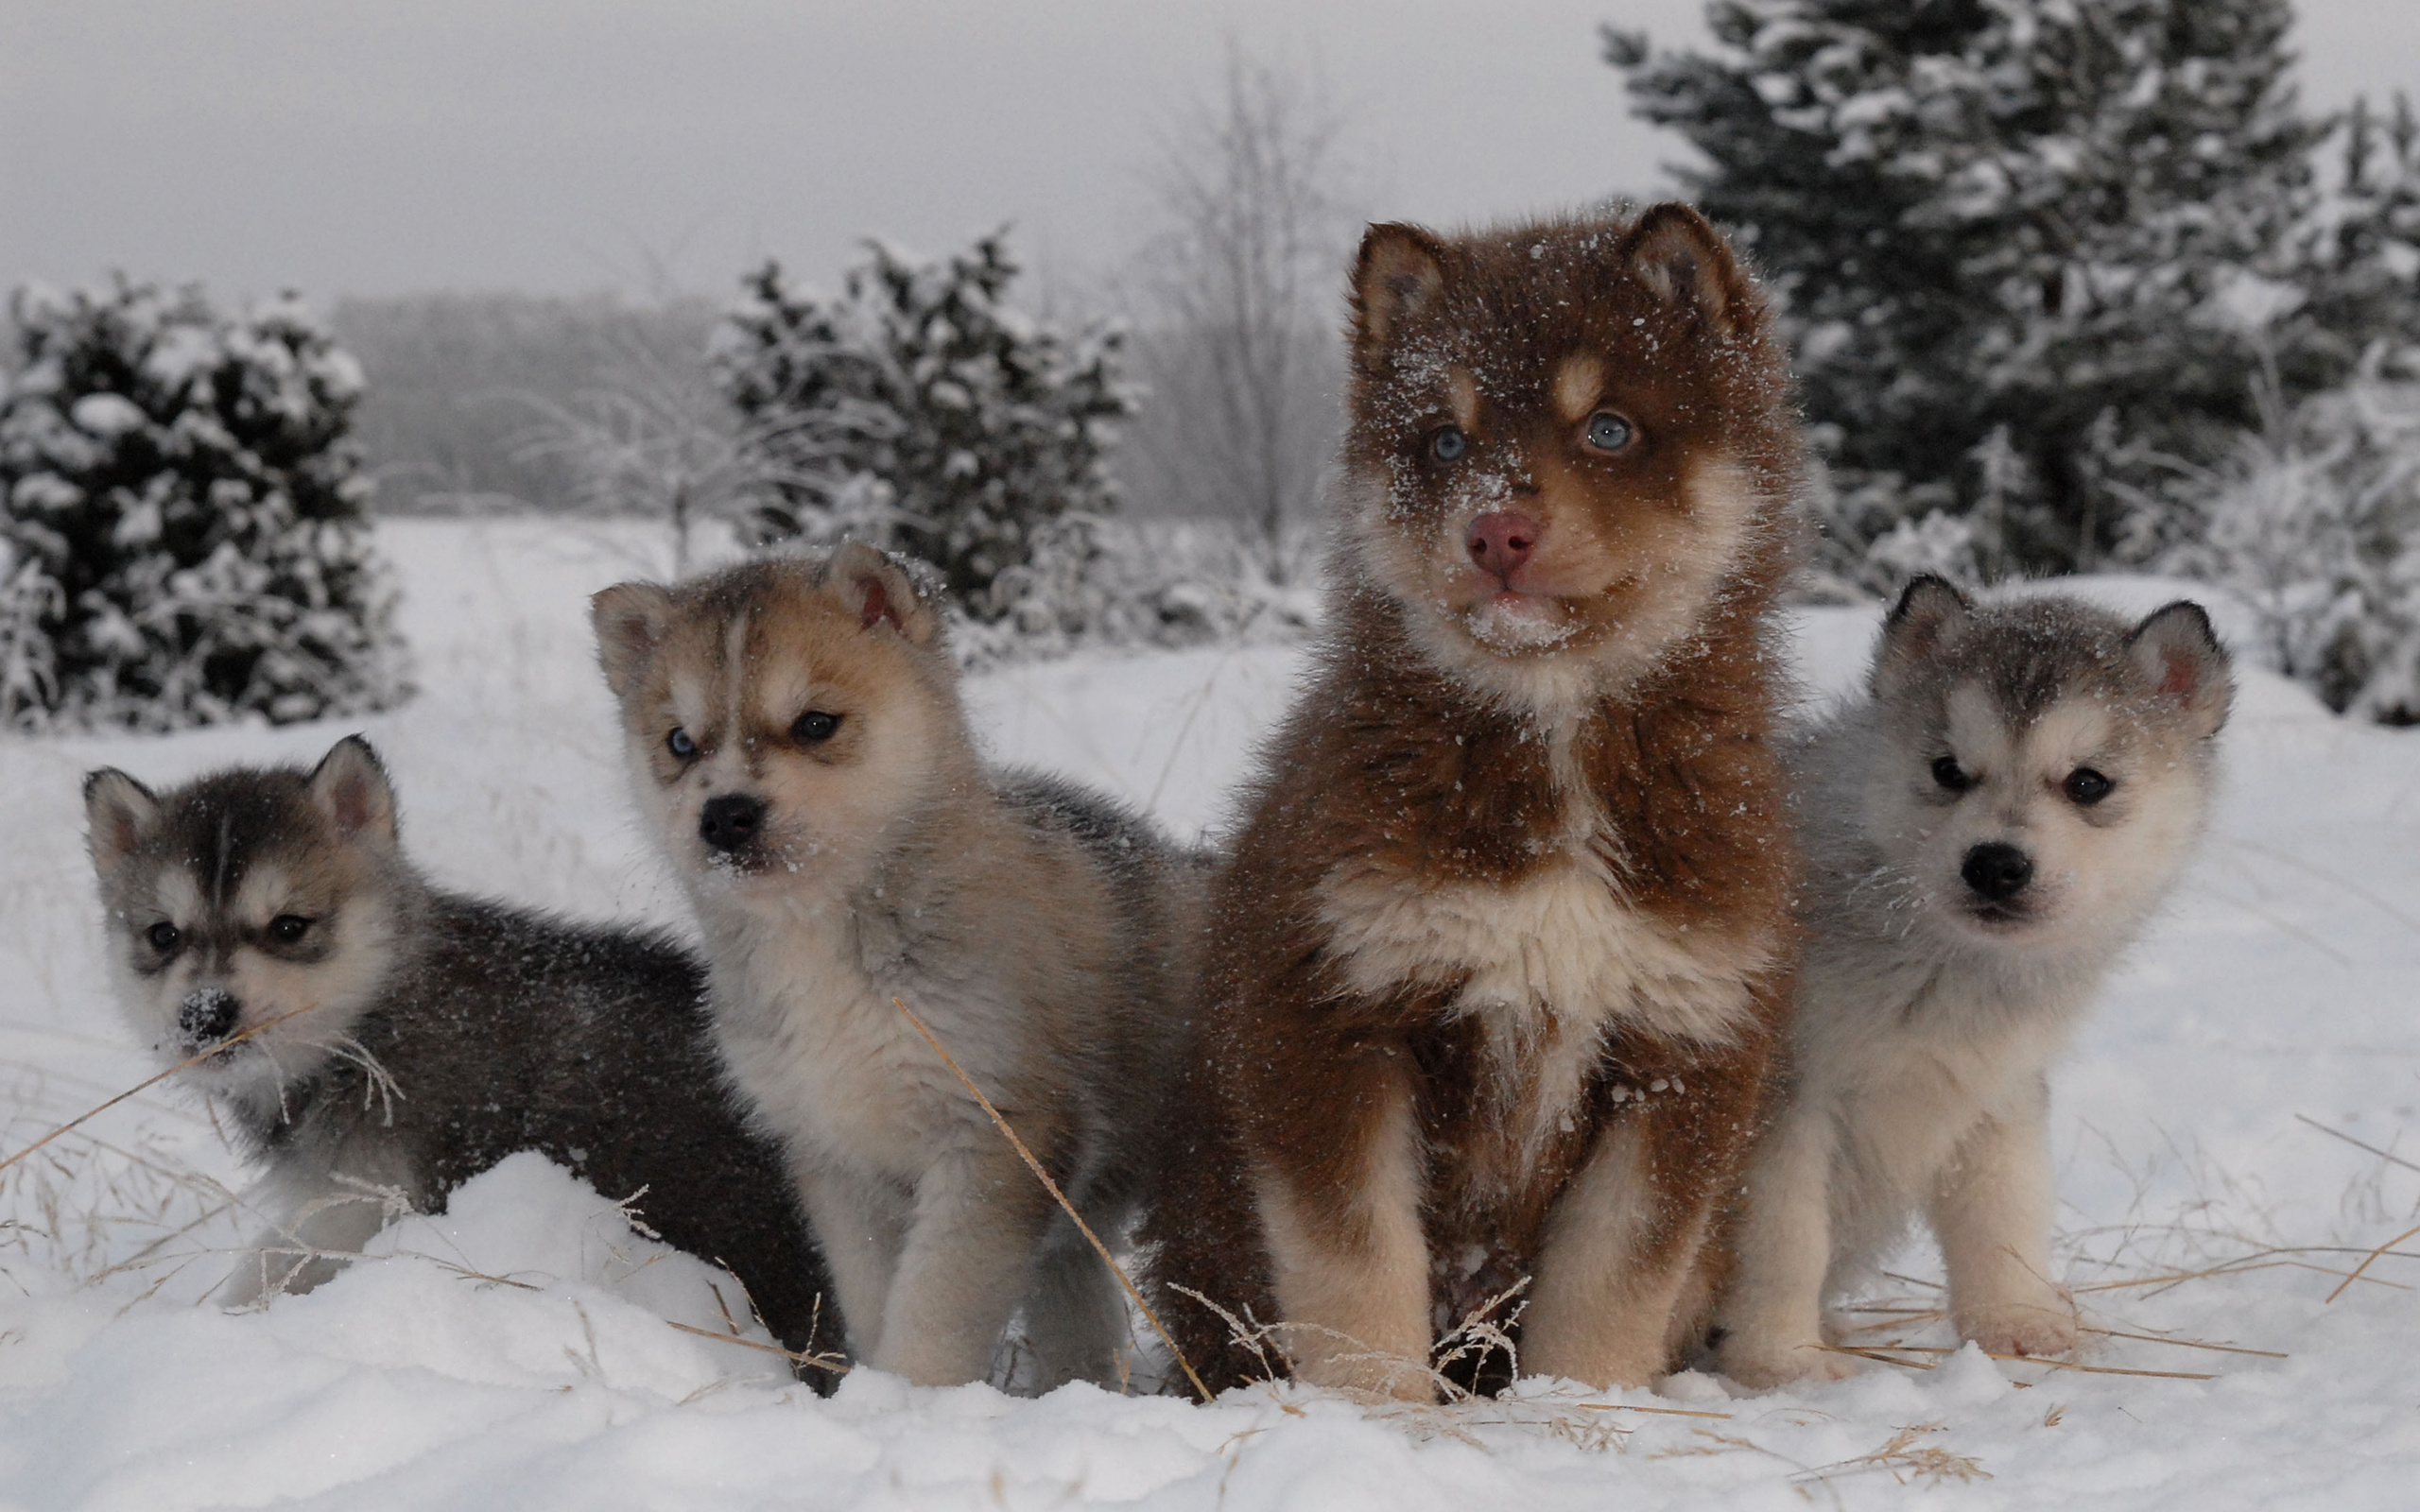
1466, 512, 1541, 580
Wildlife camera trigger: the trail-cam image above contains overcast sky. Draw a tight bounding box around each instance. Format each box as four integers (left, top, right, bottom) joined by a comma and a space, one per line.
4, 1, 2416, 306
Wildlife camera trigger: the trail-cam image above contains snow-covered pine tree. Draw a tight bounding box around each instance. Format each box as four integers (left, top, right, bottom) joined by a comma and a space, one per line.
1611, 0, 2322, 575
2296, 93, 2420, 385
0, 278, 406, 731
713, 233, 1133, 622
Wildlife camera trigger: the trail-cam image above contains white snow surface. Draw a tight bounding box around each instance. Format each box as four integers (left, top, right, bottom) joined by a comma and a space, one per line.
0, 519, 2415, 1509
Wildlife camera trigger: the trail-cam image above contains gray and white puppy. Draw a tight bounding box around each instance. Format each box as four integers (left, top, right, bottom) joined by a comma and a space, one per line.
1710, 577, 2233, 1388
591, 544, 1202, 1391
84, 737, 840, 1381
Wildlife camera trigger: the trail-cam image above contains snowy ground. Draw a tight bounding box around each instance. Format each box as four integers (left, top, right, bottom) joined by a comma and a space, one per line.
0, 518, 2415, 1510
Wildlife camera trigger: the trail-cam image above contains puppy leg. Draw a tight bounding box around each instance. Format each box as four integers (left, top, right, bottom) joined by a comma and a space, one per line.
1253, 1054, 1432, 1400
1522, 1124, 1697, 1387
1711, 1102, 1856, 1388
1928, 1090, 2076, 1359
874, 1141, 1054, 1387
792, 1158, 908, 1361
1021, 1209, 1128, 1392
219, 1156, 408, 1307
1525, 1057, 1764, 1390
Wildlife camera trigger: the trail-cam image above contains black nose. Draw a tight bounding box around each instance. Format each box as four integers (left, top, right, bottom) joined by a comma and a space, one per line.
179, 988, 239, 1044
699, 794, 767, 852
1962, 842, 2034, 902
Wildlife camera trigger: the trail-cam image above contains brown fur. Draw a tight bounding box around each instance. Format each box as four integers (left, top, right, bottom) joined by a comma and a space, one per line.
1142, 205, 1803, 1397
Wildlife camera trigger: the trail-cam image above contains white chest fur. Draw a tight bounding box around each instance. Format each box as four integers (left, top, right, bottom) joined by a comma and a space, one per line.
1315, 854, 1772, 1160
1317, 855, 1770, 1044
702, 899, 967, 1183
1801, 950, 2097, 1201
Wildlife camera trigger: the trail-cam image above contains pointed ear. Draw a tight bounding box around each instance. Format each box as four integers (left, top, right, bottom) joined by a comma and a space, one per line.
591, 581, 677, 701
84, 768, 160, 874
1873, 576, 1973, 697
1623, 202, 1759, 340
1351, 222, 1448, 356
304, 736, 399, 852
2128, 600, 2234, 741
822, 541, 940, 647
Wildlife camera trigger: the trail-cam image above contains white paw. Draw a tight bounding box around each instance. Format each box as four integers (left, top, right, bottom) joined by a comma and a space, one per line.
1956, 1297, 2079, 1359
1714, 1338, 1860, 1391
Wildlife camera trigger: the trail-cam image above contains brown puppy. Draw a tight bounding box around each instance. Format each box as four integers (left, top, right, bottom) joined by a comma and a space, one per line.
1144, 205, 1803, 1399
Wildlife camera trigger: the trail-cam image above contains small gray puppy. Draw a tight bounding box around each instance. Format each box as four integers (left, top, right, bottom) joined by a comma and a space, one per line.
1711, 577, 2233, 1388
84, 736, 840, 1382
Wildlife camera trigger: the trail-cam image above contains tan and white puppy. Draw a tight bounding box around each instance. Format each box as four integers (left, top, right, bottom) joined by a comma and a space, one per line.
591, 544, 1201, 1391
1710, 577, 2234, 1388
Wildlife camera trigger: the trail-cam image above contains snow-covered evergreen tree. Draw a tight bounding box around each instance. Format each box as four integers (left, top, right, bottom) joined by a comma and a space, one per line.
2296, 94, 2420, 386
0, 278, 406, 731
713, 233, 1133, 621
1611, 0, 2322, 575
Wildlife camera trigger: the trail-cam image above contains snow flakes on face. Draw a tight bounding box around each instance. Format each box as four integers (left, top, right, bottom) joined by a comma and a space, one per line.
1334, 207, 1799, 713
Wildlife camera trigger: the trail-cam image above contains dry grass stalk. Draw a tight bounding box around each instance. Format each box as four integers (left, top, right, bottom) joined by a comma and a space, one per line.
1791, 1421, 1990, 1487
0, 1001, 325, 1178
1816, 1341, 1936, 1370
2077, 1249, 2411, 1297
2325, 1219, 2420, 1303
2294, 1113, 2420, 1177
1176, 1280, 1525, 1421
1173, 1279, 1712, 1452
2079, 1325, 2285, 1358
1849, 1343, 2216, 1381
664, 1319, 851, 1375
890, 997, 1213, 1403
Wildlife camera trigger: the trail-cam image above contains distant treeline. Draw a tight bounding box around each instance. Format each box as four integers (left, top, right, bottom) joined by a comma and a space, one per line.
331, 292, 720, 515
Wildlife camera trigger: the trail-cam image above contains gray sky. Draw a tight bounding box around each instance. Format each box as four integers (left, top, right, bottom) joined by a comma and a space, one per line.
3, 1, 2416, 305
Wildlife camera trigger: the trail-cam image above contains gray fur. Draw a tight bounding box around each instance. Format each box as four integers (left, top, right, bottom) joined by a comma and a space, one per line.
84, 738, 840, 1383
1710, 581, 2233, 1387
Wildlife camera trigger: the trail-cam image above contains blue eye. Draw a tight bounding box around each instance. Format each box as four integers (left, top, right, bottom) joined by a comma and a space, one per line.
1429, 427, 1467, 462
1585, 412, 1634, 451
666, 727, 698, 760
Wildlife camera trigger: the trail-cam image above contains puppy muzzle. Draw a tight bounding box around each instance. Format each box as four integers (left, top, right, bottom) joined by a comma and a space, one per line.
178, 988, 241, 1047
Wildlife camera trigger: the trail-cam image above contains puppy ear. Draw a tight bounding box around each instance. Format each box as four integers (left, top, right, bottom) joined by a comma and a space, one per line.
2128, 600, 2234, 741
84, 768, 160, 874
1873, 576, 1973, 697
1623, 202, 1759, 340
1352, 222, 1448, 357
591, 582, 677, 701
823, 541, 940, 647
304, 736, 399, 851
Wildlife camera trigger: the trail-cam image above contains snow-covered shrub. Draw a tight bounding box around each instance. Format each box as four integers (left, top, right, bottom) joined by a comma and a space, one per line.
0, 279, 406, 731
2165, 356, 2420, 721
713, 233, 1134, 623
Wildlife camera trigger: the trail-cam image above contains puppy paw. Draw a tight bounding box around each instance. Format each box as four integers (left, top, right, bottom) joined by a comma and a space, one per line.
1956, 1298, 2079, 1360
1714, 1340, 1860, 1391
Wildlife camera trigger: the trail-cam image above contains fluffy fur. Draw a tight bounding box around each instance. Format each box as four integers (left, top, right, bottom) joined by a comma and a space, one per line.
1142, 205, 1805, 1398
590, 544, 1202, 1391
82, 738, 840, 1382
1708, 578, 2235, 1388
